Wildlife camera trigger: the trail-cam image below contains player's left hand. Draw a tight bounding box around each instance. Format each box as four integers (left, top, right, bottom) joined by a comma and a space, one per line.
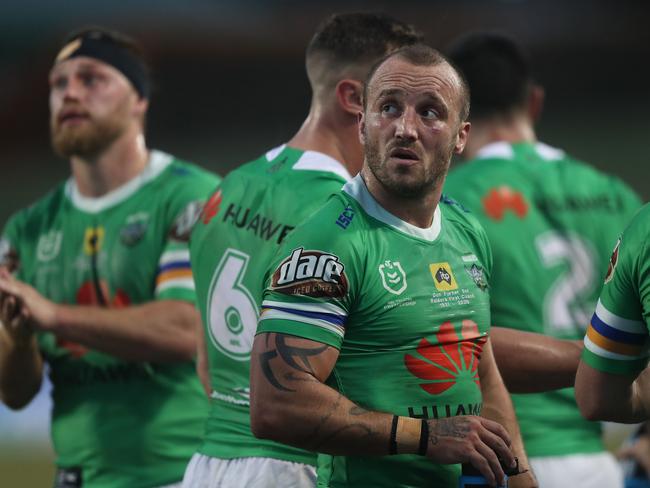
619, 430, 650, 475
0, 268, 58, 332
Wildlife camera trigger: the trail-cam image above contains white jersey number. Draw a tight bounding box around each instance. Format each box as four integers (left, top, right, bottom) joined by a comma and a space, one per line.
536, 231, 596, 334
207, 248, 258, 360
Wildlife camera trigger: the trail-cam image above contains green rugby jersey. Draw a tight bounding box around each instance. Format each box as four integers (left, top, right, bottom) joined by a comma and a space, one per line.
189, 145, 351, 464
258, 175, 494, 487
581, 203, 650, 375
445, 141, 642, 457
0, 151, 220, 488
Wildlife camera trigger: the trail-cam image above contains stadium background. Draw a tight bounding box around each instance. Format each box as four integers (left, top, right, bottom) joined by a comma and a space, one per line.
0, 0, 648, 485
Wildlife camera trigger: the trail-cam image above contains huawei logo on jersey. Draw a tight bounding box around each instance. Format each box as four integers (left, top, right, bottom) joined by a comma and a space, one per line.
482, 186, 528, 220
57, 282, 131, 358
271, 247, 348, 298
202, 189, 223, 225
405, 320, 486, 395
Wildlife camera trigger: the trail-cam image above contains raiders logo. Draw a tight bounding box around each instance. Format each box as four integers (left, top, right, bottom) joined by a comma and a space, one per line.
271, 248, 348, 298
604, 237, 621, 284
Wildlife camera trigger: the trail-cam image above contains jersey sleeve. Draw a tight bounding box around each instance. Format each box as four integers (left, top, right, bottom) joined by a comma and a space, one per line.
155, 165, 221, 302
581, 207, 650, 375
257, 197, 362, 349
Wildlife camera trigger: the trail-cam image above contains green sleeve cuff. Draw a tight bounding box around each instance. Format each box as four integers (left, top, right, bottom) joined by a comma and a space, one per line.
256, 318, 343, 350
581, 348, 647, 375
156, 287, 197, 304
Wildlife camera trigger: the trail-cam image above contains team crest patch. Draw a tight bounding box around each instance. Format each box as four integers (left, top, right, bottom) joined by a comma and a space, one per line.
37, 230, 63, 262
430, 262, 458, 291
271, 247, 348, 298
120, 212, 149, 246
604, 238, 621, 284
465, 264, 488, 292
379, 260, 407, 295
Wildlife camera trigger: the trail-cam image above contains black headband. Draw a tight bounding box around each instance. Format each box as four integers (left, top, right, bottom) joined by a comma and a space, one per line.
55, 32, 150, 99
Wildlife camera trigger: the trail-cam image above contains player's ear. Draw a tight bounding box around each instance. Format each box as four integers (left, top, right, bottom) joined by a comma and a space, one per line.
358, 111, 366, 146
133, 97, 149, 120
528, 84, 544, 123
453, 121, 471, 154
336, 79, 363, 117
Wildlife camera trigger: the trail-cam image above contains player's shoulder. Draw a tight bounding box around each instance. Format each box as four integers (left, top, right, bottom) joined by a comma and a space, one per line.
439, 194, 487, 241
157, 150, 221, 186
620, 203, 650, 244
3, 182, 68, 233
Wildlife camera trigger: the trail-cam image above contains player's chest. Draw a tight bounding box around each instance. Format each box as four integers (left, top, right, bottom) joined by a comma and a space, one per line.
350, 240, 491, 340
25, 208, 164, 303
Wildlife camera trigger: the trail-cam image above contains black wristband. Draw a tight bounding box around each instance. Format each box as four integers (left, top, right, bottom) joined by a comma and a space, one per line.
389, 415, 399, 455
418, 419, 429, 456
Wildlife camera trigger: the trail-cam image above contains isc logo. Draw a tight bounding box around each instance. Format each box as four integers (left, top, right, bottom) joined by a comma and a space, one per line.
272, 248, 348, 298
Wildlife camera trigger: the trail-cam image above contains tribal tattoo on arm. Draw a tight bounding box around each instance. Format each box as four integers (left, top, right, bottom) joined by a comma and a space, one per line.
259, 333, 330, 392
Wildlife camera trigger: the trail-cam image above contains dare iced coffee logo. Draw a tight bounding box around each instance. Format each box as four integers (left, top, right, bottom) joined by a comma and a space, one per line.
271, 247, 348, 298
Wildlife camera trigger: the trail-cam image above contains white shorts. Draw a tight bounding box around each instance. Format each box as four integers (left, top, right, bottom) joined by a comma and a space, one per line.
181, 453, 316, 488
530, 451, 623, 488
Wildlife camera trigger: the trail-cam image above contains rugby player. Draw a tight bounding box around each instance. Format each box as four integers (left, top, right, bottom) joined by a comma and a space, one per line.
445, 32, 641, 488
0, 28, 219, 488
250, 44, 536, 488
184, 13, 422, 488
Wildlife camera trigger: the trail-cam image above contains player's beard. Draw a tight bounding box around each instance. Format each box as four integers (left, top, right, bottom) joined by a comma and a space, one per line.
51, 109, 129, 159
364, 129, 455, 199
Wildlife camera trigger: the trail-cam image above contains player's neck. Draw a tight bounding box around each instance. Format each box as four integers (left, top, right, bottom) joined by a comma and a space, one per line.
70, 129, 149, 198
463, 116, 536, 160
288, 104, 363, 177
361, 167, 442, 229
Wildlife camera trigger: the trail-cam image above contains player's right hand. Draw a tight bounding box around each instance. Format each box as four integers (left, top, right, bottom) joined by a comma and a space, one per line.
0, 268, 33, 346
424, 415, 515, 487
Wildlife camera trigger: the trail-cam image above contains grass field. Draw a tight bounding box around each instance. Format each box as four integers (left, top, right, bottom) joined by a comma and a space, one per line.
0, 447, 55, 488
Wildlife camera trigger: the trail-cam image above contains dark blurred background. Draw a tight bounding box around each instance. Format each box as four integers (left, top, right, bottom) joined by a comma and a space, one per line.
0, 0, 648, 484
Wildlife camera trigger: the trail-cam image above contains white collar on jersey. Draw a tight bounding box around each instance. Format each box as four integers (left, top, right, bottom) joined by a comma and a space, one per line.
266, 144, 352, 182
65, 150, 173, 213
343, 174, 442, 242
474, 141, 565, 161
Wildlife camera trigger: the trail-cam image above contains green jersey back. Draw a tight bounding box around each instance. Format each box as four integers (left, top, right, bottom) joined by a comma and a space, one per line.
0, 151, 220, 488
445, 141, 642, 457
581, 204, 650, 375
189, 145, 351, 464
258, 175, 494, 487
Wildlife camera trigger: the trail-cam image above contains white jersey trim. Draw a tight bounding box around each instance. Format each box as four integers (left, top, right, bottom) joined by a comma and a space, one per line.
474, 141, 565, 162
475, 142, 514, 160
265, 144, 352, 182
262, 299, 347, 317
584, 335, 645, 361
343, 175, 442, 242
65, 150, 173, 213
595, 299, 646, 334
265, 144, 286, 162
294, 151, 352, 182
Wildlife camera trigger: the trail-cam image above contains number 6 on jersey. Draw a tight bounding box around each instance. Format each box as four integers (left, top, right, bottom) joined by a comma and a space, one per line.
207, 248, 258, 360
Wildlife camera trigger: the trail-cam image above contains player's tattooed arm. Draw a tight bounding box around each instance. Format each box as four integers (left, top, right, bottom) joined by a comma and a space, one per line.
251, 332, 391, 454
251, 332, 516, 486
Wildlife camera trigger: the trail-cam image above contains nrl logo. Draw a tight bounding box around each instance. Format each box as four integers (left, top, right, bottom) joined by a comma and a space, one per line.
379, 260, 407, 295
120, 212, 149, 246
37, 230, 63, 262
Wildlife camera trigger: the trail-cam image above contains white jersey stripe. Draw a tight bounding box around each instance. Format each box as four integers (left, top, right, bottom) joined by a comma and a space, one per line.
260, 308, 344, 338
156, 278, 195, 293
261, 299, 347, 317
584, 335, 646, 361
596, 299, 646, 333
